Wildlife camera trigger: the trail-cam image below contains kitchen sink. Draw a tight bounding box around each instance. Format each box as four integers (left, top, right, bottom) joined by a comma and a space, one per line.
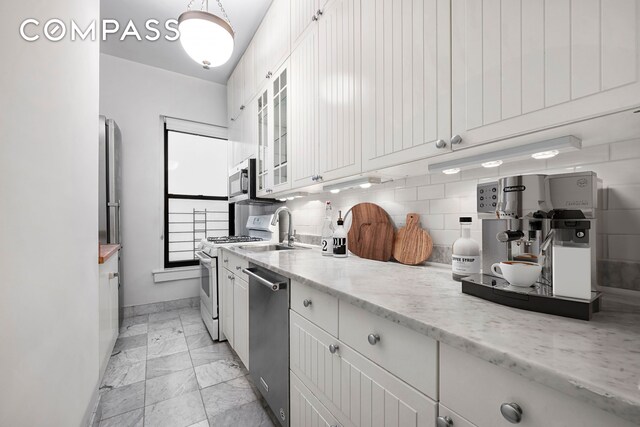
238, 244, 311, 252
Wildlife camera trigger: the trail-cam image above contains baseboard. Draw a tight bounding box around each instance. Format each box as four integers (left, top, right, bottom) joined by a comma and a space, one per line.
120, 296, 199, 319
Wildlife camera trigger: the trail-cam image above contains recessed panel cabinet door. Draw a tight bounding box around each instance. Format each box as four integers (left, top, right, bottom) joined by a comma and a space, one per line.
292, 0, 319, 48
361, 0, 452, 171
290, 24, 319, 188
452, 0, 640, 149
318, 0, 363, 181
291, 372, 342, 427
255, 0, 291, 87
233, 276, 249, 369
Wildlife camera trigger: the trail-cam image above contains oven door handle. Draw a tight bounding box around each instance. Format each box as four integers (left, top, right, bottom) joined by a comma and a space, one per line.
243, 268, 287, 291
196, 252, 212, 265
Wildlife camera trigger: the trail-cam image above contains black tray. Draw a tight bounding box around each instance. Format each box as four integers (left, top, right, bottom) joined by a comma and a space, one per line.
461, 274, 601, 321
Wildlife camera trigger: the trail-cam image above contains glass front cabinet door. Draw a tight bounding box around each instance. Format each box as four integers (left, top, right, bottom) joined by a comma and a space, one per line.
256, 61, 291, 197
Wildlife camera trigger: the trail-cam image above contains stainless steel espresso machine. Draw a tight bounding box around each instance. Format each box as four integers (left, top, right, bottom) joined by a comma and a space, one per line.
461, 171, 603, 320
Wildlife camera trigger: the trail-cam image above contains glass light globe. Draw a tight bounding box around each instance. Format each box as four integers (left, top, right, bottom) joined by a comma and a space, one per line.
178, 11, 234, 68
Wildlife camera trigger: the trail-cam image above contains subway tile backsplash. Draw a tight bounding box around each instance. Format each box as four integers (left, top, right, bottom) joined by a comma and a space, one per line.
285, 139, 640, 293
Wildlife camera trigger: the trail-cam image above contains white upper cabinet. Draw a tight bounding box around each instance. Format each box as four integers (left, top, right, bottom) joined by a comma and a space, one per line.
255, 0, 291, 87
291, 0, 329, 48
361, 0, 452, 171
290, 23, 319, 188
452, 0, 640, 149
317, 0, 363, 181
242, 41, 257, 106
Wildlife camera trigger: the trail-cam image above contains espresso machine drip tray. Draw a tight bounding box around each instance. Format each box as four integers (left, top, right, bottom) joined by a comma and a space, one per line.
461, 274, 602, 321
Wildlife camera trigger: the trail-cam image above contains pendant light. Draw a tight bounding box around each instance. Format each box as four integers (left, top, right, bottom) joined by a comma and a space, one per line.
178, 0, 234, 69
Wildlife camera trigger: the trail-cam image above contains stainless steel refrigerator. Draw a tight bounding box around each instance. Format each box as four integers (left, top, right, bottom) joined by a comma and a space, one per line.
99, 116, 122, 245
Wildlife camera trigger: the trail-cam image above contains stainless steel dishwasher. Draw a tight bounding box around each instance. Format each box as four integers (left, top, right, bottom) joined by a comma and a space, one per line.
243, 264, 290, 426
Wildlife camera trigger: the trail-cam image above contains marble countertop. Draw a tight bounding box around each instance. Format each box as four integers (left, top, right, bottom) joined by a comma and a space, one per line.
223, 245, 640, 425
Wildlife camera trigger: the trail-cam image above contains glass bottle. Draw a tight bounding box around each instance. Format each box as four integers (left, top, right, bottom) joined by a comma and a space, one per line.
452, 217, 480, 281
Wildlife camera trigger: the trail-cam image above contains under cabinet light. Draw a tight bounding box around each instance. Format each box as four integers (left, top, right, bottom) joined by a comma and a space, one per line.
277, 192, 308, 202
532, 150, 559, 159
428, 136, 581, 173
442, 168, 461, 175
481, 160, 503, 168
323, 177, 383, 194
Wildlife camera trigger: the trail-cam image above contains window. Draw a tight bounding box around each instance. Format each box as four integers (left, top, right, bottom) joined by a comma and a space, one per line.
164, 118, 228, 268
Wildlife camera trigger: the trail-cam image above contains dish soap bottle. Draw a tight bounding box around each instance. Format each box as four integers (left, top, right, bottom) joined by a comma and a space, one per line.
320, 201, 335, 256
332, 210, 348, 258
452, 217, 480, 281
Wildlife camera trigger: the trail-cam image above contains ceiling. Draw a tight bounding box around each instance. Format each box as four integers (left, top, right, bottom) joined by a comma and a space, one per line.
100, 0, 272, 84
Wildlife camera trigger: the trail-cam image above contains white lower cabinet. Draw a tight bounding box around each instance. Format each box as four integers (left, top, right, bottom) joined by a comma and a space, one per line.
233, 275, 249, 369
290, 310, 438, 427
98, 253, 119, 381
291, 371, 342, 427
440, 344, 636, 427
221, 269, 234, 346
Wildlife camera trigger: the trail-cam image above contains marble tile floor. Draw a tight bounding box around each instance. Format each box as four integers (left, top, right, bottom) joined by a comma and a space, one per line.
94, 307, 276, 427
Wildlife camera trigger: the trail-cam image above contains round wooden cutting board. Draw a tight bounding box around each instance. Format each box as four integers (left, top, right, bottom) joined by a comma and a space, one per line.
347, 203, 395, 262
392, 213, 433, 265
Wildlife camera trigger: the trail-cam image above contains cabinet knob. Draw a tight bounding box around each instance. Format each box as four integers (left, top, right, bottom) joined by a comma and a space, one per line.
436, 416, 453, 427
303, 299, 312, 307
223, 258, 229, 263
435, 139, 447, 149
317, 8, 323, 16
328, 344, 339, 354
240, 105, 245, 110
367, 333, 380, 345
236, 266, 242, 270
312, 14, 318, 21
266, 71, 273, 79
451, 134, 463, 145
108, 272, 119, 280
500, 403, 523, 424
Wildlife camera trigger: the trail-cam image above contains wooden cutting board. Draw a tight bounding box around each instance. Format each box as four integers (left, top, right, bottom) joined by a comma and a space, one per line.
393, 213, 433, 265
347, 203, 395, 261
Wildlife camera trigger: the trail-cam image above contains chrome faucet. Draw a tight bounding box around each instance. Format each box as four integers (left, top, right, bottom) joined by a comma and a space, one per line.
271, 206, 295, 247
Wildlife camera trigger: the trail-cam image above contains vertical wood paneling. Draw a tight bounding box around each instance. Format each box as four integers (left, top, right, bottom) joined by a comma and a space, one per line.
483, 0, 502, 124
521, 0, 545, 113
602, 0, 637, 90
392, 0, 403, 153
384, 390, 400, 427
360, 374, 372, 427
375, 0, 385, 159
412, 0, 425, 148
290, 374, 336, 427
290, 26, 318, 186
383, 0, 393, 155
291, 0, 317, 46
466, 0, 484, 129
350, 364, 361, 425
402, 0, 413, 150
424, 0, 438, 143
544, 0, 571, 106
571, 0, 601, 98
372, 382, 385, 427
501, 0, 522, 119
317, 0, 361, 178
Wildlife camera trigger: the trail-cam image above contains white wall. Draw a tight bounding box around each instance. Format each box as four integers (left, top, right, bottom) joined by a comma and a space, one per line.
0, 0, 100, 425
100, 54, 227, 307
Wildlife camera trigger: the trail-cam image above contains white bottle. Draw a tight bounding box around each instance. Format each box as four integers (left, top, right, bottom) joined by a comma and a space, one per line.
332, 211, 348, 258
452, 217, 480, 281
320, 201, 335, 256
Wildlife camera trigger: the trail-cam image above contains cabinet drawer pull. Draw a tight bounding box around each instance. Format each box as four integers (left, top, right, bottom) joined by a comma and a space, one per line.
367, 333, 380, 345
328, 344, 339, 354
436, 416, 453, 427
500, 402, 523, 424
303, 299, 312, 307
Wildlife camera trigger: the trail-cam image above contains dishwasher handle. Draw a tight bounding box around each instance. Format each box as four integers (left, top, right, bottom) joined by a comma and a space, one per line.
242, 268, 287, 291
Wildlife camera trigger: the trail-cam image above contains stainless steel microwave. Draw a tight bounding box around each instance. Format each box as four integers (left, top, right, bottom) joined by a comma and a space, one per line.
228, 158, 273, 204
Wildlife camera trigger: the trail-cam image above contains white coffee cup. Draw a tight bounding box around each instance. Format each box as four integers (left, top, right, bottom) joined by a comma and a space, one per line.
491, 261, 542, 287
